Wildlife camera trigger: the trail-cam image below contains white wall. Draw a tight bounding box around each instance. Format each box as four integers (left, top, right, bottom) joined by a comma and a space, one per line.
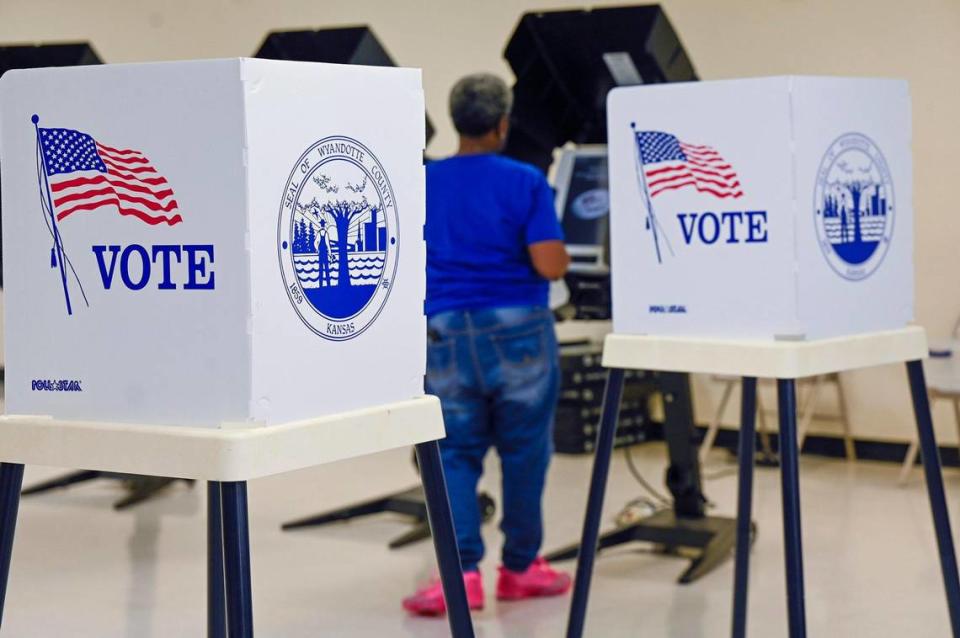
1, 0, 958, 442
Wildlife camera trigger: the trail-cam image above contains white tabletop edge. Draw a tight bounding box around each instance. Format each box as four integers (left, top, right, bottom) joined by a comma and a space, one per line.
0, 395, 445, 481
601, 326, 928, 378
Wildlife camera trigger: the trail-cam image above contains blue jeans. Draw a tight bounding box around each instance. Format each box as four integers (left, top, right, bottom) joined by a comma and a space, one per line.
426, 305, 560, 573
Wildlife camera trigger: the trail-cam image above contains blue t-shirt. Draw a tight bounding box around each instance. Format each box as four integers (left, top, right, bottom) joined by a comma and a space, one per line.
425, 154, 563, 317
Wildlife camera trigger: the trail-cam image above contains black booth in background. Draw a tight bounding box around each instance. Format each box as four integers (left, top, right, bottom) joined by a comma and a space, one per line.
254, 26, 435, 146
502, 5, 696, 173
501, 5, 739, 585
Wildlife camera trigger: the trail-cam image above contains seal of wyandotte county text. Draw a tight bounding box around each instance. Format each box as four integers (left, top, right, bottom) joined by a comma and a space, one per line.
813, 132, 895, 282
278, 136, 400, 341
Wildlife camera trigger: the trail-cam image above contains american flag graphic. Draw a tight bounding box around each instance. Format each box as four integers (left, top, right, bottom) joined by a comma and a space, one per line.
38, 127, 182, 226
635, 131, 743, 199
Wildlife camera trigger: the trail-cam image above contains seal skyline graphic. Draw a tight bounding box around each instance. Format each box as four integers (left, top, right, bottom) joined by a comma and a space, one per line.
278, 135, 399, 341
814, 132, 894, 281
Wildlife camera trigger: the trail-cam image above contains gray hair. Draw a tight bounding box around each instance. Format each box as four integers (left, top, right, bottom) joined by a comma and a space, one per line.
449, 73, 512, 137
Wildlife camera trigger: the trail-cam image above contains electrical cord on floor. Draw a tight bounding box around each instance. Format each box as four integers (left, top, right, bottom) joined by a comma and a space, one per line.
620, 440, 737, 517
623, 444, 671, 506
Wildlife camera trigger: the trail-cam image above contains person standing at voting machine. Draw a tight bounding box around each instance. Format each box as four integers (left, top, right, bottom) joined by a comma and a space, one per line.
403, 74, 573, 616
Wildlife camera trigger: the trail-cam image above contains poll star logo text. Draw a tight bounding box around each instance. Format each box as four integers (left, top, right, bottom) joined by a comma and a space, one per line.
277, 136, 399, 341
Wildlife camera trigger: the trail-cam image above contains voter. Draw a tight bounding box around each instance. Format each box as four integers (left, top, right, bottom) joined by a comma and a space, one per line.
403, 73, 572, 616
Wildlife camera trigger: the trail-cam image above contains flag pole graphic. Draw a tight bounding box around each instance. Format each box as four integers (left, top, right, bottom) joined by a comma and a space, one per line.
631, 123, 663, 264
33, 114, 73, 315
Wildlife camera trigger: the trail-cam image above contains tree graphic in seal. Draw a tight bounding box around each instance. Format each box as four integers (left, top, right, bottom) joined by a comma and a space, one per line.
279, 136, 399, 340
814, 133, 894, 280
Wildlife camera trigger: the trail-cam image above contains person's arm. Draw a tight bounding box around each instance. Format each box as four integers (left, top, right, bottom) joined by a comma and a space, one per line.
529, 239, 570, 281
524, 172, 569, 281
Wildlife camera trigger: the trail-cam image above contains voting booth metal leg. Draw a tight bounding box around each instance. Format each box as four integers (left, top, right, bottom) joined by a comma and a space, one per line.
414, 440, 476, 638
731, 377, 758, 638
208, 482, 227, 638
906, 361, 960, 636
220, 482, 253, 638
776, 380, 806, 638
0, 463, 24, 628
566, 368, 626, 638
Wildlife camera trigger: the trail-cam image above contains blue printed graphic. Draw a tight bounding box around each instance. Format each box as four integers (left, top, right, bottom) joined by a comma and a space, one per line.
814, 133, 894, 281
278, 136, 399, 341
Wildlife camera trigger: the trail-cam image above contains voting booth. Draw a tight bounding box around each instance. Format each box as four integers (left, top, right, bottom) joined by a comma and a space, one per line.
0, 60, 475, 637
567, 77, 960, 638
607, 76, 912, 340
1, 58, 427, 428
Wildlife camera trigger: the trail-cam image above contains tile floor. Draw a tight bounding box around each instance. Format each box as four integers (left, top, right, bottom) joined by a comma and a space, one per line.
1, 442, 956, 637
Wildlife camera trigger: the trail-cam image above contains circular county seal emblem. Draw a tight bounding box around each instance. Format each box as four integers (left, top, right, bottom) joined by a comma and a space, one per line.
814, 132, 894, 281
278, 136, 399, 341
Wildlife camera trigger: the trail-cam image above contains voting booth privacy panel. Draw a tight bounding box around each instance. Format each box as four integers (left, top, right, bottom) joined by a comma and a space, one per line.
0, 58, 427, 428
607, 76, 912, 340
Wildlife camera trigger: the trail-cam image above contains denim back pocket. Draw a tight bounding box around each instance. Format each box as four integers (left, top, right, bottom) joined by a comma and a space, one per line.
491, 326, 547, 372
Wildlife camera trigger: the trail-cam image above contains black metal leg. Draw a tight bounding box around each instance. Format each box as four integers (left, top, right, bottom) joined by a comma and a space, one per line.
776, 380, 806, 638
906, 360, 960, 636
208, 482, 227, 638
0, 463, 24, 629
414, 440, 475, 638
731, 377, 757, 638
566, 368, 626, 638
220, 482, 253, 638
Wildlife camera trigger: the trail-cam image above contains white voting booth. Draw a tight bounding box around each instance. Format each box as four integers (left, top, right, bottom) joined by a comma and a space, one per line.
567, 77, 960, 638
0, 59, 474, 637
607, 76, 912, 340
2, 58, 428, 428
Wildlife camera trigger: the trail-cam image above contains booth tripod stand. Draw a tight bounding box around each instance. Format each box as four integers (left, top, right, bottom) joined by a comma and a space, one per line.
20, 470, 193, 510
282, 483, 496, 549
546, 371, 746, 584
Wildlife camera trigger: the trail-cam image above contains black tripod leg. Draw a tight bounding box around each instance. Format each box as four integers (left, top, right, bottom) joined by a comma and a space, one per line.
221, 482, 253, 638
415, 440, 475, 638
114, 477, 179, 511
280, 496, 392, 530
906, 361, 960, 636
208, 482, 226, 638
388, 522, 432, 550
566, 368, 626, 638
0, 464, 25, 628
20, 469, 100, 496
732, 377, 757, 638
777, 380, 806, 638
681, 523, 736, 585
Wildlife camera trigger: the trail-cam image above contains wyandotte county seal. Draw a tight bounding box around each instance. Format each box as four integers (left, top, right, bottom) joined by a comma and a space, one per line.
278, 136, 399, 341
814, 132, 894, 281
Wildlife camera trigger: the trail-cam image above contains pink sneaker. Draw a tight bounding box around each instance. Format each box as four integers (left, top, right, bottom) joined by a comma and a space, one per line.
496, 557, 572, 601
402, 571, 485, 617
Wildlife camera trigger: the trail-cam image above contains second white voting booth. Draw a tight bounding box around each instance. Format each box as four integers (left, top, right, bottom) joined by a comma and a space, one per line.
0, 59, 475, 638
607, 76, 912, 340
567, 77, 960, 638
